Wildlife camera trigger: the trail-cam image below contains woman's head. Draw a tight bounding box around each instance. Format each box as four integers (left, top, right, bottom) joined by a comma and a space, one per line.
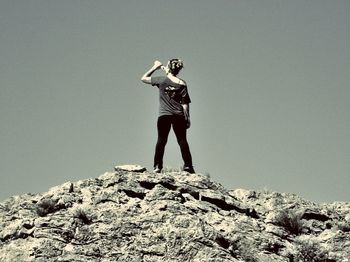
167, 58, 184, 76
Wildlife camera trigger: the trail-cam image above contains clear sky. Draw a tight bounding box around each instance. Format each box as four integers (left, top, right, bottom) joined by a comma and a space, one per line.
1, 0, 349, 203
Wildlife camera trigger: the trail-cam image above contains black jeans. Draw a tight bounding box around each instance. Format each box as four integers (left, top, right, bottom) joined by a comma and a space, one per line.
154, 115, 193, 169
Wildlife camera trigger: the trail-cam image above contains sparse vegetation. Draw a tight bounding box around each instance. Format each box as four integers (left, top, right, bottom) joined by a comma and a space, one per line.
230, 237, 259, 262
263, 239, 284, 254
240, 249, 259, 262
36, 199, 58, 217
275, 209, 303, 235
293, 238, 336, 262
0, 203, 10, 212
261, 187, 273, 195
337, 221, 350, 232
204, 172, 211, 179
73, 207, 92, 224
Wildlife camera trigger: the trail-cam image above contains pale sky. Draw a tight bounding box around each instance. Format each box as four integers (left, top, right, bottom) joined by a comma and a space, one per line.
1, 0, 349, 203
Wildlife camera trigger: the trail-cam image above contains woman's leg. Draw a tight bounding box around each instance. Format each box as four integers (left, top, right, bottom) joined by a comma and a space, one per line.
153, 116, 172, 169
172, 115, 194, 170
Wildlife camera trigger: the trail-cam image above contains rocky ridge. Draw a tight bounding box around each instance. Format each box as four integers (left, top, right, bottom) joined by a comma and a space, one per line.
0, 164, 349, 261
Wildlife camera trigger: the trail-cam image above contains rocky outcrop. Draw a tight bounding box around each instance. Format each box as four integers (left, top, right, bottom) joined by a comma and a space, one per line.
0, 165, 349, 261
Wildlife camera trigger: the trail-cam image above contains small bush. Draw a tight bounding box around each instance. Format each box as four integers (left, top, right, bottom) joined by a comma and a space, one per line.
36, 199, 57, 217
231, 238, 259, 262
261, 187, 273, 195
204, 172, 211, 179
61, 228, 75, 243
263, 239, 284, 254
337, 221, 350, 232
293, 239, 335, 262
0, 203, 10, 213
73, 207, 92, 224
275, 209, 303, 235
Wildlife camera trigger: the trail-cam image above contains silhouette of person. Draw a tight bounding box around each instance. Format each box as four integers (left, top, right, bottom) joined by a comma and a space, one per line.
141, 59, 195, 173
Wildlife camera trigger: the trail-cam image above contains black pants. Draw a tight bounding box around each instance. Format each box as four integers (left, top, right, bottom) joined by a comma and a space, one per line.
154, 115, 193, 169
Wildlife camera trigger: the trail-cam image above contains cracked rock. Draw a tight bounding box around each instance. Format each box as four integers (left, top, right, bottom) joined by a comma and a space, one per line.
0, 164, 349, 262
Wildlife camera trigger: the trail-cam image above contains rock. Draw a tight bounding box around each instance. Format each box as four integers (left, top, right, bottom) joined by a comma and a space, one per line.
301, 208, 330, 222
114, 164, 147, 173
229, 188, 257, 202
0, 164, 349, 262
345, 214, 350, 222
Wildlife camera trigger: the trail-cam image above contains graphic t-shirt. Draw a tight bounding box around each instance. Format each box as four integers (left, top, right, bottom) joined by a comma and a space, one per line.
151, 76, 191, 117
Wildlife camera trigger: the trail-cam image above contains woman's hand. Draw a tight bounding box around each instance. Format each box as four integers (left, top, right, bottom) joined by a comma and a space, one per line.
153, 60, 163, 69
141, 60, 162, 84
182, 104, 191, 129
186, 118, 191, 129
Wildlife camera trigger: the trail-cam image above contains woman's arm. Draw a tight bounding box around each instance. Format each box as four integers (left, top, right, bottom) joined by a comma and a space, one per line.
141, 61, 163, 84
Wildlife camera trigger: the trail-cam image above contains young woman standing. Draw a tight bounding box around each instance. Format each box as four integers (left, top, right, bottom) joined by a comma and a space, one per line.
141, 59, 195, 173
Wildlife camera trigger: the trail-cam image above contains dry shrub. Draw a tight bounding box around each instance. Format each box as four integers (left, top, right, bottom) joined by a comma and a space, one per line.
293, 238, 336, 262
275, 209, 303, 235
73, 207, 92, 224
36, 199, 57, 217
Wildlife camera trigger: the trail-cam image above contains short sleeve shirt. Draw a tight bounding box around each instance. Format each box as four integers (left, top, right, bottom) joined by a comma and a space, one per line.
151, 76, 191, 117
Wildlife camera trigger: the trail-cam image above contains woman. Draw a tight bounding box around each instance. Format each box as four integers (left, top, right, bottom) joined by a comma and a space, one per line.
141, 59, 195, 173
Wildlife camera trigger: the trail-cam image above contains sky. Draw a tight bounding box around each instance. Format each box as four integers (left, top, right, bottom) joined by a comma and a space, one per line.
1, 0, 349, 203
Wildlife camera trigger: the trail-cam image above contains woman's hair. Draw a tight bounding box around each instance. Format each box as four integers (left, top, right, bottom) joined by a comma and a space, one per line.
168, 58, 184, 76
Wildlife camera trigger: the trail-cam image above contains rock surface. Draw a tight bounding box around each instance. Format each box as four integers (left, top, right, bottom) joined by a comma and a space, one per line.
0, 164, 349, 261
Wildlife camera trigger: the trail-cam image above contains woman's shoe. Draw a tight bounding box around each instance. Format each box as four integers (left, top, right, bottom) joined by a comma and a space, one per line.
183, 166, 195, 174
153, 166, 162, 173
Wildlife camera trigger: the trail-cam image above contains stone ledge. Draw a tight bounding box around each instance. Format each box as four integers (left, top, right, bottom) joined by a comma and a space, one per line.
114, 164, 147, 173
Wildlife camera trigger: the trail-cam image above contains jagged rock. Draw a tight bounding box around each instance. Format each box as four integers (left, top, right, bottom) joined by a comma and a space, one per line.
0, 165, 349, 262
